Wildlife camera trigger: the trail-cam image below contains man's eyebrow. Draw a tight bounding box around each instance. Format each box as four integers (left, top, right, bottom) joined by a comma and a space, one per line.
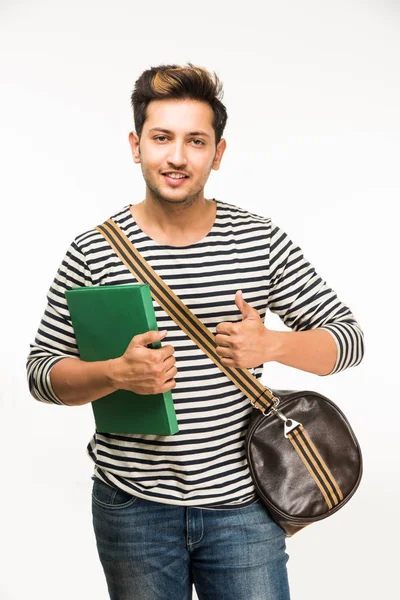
148, 127, 211, 138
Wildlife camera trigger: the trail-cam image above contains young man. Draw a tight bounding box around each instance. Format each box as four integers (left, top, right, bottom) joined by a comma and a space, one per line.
27, 63, 364, 600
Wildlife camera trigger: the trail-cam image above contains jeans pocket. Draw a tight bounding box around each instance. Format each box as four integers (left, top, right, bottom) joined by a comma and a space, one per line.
92, 477, 139, 510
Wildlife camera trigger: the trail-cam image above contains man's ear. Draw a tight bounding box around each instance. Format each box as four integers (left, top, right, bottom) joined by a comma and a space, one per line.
212, 138, 227, 171
128, 131, 141, 163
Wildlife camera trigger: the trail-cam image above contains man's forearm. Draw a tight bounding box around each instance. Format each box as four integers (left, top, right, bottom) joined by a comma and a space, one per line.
50, 358, 117, 406
266, 328, 338, 376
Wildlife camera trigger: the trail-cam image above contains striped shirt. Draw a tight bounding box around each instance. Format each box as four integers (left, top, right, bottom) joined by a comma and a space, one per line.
26, 199, 364, 508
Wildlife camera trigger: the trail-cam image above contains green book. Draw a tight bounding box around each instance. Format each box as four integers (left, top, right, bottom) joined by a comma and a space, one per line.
65, 283, 179, 435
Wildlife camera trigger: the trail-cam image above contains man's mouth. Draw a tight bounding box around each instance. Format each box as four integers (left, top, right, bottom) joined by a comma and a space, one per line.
162, 173, 189, 186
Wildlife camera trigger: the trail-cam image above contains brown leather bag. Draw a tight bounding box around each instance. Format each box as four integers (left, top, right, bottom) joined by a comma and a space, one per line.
96, 218, 363, 538
245, 388, 362, 536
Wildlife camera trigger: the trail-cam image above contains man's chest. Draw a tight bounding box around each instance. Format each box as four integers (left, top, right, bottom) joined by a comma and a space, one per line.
99, 245, 270, 327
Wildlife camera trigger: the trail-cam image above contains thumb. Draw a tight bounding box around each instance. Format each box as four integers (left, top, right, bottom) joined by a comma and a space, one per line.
131, 329, 168, 348
235, 290, 257, 319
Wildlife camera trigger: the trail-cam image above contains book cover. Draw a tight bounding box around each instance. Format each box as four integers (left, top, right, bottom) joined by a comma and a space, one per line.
65, 283, 179, 435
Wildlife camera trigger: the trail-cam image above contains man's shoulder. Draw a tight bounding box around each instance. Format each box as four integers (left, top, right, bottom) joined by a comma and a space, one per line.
72, 205, 131, 254
218, 199, 272, 225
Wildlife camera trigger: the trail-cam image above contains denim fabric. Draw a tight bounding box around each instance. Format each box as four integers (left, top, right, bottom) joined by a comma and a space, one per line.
92, 477, 291, 600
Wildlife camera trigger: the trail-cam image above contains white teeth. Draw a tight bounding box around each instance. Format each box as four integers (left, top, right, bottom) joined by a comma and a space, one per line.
165, 173, 186, 179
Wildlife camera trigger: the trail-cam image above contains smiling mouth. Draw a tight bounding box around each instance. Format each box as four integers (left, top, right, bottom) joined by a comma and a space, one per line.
162, 174, 189, 186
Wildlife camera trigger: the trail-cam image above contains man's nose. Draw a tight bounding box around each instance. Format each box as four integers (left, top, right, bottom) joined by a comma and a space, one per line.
167, 141, 188, 166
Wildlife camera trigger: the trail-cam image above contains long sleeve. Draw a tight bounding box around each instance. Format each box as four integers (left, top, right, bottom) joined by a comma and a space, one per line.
26, 239, 92, 404
267, 222, 364, 375
24, 200, 364, 508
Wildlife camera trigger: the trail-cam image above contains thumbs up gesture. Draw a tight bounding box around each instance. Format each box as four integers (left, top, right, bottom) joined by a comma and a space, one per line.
214, 290, 270, 369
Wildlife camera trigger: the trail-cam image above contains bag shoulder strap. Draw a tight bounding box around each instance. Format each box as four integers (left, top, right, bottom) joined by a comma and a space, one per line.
96, 219, 346, 510
95, 218, 276, 414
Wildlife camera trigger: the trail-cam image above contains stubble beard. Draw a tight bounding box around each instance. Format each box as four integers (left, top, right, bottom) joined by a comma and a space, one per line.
141, 164, 213, 209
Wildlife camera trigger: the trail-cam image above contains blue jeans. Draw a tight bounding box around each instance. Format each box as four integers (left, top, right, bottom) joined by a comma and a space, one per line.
92, 477, 291, 600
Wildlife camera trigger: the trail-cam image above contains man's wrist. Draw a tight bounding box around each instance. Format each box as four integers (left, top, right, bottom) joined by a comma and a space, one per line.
263, 328, 286, 363
105, 358, 120, 391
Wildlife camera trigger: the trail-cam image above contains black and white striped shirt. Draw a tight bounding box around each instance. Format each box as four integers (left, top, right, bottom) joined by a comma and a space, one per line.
27, 199, 364, 508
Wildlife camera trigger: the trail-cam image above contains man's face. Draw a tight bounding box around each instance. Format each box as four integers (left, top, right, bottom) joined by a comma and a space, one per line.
129, 98, 226, 205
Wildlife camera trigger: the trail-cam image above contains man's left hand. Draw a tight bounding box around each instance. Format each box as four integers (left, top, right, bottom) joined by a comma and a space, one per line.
214, 290, 270, 369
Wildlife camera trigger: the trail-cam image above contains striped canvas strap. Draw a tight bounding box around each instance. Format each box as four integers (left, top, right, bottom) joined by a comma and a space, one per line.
96, 217, 343, 510
96, 218, 276, 414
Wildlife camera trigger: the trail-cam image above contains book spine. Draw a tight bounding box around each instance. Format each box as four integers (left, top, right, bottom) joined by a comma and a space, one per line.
141, 285, 162, 350
141, 285, 179, 434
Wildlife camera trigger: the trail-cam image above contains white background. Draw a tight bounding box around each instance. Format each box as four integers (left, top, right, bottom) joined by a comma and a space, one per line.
1, 1, 398, 598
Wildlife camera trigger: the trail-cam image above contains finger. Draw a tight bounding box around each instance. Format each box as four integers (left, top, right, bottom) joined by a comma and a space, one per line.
130, 329, 168, 348
163, 355, 176, 370
159, 378, 177, 393
215, 334, 230, 347
216, 346, 233, 358
220, 356, 235, 366
160, 344, 175, 359
165, 364, 178, 379
216, 323, 234, 335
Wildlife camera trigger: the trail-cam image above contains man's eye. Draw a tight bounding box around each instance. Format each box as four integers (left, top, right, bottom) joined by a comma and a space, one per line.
153, 136, 204, 146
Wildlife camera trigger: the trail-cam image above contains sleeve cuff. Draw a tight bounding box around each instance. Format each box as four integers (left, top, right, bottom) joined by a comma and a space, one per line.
38, 356, 79, 405
318, 326, 342, 376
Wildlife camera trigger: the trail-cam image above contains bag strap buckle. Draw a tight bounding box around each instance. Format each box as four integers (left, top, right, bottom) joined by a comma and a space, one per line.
267, 401, 302, 438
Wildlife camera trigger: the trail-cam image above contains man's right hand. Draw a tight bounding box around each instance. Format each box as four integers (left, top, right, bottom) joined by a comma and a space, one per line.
108, 330, 177, 395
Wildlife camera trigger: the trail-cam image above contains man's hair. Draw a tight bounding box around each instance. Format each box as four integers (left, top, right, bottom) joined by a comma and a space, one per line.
131, 63, 228, 146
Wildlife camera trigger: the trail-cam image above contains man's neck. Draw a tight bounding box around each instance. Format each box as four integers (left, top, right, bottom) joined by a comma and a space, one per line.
129, 197, 217, 246
149, 196, 212, 227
